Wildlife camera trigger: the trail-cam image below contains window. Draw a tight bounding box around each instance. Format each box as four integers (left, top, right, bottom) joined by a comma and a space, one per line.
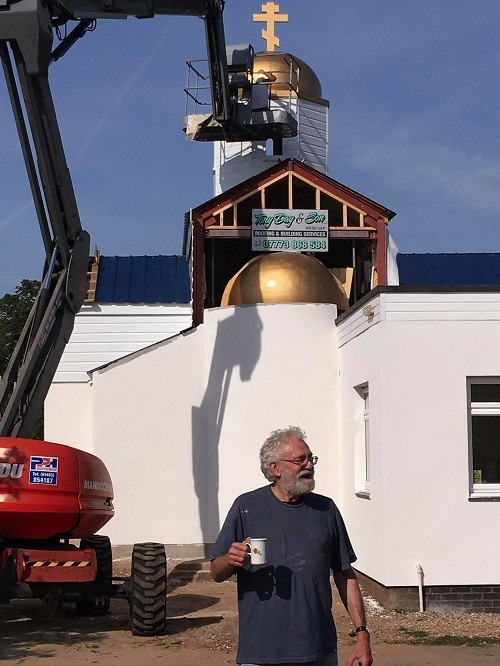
468, 378, 500, 497
354, 383, 370, 497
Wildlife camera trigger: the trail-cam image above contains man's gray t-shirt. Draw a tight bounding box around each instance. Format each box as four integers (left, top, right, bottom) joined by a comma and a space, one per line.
210, 486, 356, 664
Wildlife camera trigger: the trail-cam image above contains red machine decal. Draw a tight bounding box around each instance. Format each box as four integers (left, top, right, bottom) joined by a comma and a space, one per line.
29, 455, 59, 485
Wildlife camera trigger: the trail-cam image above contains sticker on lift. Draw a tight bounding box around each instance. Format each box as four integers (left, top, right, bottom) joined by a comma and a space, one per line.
29, 456, 59, 485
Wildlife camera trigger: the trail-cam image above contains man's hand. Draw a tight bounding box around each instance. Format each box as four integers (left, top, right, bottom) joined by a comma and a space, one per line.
227, 539, 250, 568
346, 632, 373, 666
210, 539, 250, 582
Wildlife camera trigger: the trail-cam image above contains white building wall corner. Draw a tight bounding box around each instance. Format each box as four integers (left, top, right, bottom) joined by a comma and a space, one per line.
339, 293, 500, 588
337, 316, 386, 585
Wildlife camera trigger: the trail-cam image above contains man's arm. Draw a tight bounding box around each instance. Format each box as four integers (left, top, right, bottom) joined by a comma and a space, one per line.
333, 567, 373, 666
210, 540, 249, 582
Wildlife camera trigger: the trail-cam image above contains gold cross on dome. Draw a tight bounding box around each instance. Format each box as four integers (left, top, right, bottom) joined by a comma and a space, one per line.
253, 2, 289, 52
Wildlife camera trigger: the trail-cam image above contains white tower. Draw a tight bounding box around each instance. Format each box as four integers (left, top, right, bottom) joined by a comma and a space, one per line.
214, 51, 330, 196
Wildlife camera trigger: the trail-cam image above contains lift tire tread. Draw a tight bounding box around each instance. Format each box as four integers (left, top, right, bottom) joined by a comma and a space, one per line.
132, 562, 167, 580
76, 535, 112, 616
130, 542, 167, 636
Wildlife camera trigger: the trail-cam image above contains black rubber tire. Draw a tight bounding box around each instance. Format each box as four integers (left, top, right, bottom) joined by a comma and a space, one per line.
129, 542, 167, 636
76, 535, 112, 616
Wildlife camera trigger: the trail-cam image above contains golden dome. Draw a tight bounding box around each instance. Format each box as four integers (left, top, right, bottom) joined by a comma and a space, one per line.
253, 52, 328, 106
221, 253, 348, 309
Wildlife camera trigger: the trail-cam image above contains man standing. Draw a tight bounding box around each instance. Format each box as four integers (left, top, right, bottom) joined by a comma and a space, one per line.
210, 426, 373, 666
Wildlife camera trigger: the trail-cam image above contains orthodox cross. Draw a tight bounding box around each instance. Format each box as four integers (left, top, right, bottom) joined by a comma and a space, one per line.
253, 2, 289, 52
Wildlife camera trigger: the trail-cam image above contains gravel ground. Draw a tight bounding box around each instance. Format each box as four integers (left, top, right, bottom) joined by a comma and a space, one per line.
1, 559, 499, 666
162, 560, 500, 650
355, 594, 500, 647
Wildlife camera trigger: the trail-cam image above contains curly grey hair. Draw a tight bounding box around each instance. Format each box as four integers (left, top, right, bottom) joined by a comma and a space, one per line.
260, 426, 307, 482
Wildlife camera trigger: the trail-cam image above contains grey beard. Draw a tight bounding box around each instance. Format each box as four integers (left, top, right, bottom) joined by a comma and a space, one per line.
282, 474, 315, 498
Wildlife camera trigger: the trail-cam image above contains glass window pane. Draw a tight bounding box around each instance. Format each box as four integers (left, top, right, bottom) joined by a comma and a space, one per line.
472, 415, 500, 483
471, 383, 500, 402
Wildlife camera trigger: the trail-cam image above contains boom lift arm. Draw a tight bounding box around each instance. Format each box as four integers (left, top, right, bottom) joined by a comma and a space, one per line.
0, 0, 231, 437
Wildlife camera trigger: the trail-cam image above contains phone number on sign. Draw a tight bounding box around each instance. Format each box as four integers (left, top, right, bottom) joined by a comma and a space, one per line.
261, 240, 327, 250
30, 476, 56, 484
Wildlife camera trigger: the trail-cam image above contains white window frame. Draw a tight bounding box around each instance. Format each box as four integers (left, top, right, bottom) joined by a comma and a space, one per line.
468, 377, 500, 497
354, 383, 371, 498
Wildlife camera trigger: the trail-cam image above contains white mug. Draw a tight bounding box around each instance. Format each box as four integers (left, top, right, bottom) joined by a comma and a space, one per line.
246, 538, 267, 565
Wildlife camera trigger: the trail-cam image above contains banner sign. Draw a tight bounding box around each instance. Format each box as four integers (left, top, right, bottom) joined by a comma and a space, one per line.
252, 209, 329, 253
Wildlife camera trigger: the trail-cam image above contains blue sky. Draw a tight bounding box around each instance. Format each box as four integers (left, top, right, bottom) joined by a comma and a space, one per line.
1, 0, 500, 296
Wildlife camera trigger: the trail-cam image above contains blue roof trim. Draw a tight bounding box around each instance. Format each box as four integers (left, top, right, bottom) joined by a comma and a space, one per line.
95, 256, 191, 304
397, 253, 500, 286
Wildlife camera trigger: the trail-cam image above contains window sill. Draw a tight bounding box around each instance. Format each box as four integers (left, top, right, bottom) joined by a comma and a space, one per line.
468, 495, 500, 502
470, 484, 500, 500
355, 490, 371, 500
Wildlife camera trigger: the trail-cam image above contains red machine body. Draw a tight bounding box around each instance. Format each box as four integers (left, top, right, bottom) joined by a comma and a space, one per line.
0, 437, 114, 540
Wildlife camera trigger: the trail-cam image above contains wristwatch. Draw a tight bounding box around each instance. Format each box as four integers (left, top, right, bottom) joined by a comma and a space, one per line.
349, 625, 370, 638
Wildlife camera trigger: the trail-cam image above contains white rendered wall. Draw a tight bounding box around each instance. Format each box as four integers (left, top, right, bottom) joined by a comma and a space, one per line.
338, 291, 500, 587
214, 98, 328, 195
88, 303, 340, 546
45, 382, 93, 452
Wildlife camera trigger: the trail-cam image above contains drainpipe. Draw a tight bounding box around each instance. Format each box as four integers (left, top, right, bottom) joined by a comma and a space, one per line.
416, 563, 425, 612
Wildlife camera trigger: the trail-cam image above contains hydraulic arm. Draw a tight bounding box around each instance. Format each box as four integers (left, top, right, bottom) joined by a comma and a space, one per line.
0, 1, 230, 436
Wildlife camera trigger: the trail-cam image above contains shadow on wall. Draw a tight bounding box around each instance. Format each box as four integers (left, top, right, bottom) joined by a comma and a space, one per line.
192, 305, 263, 549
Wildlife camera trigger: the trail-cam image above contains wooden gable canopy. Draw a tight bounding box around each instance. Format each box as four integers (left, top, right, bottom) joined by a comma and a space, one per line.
187, 158, 396, 324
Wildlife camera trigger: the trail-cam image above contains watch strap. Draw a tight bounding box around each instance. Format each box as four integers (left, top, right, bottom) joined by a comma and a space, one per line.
349, 625, 369, 637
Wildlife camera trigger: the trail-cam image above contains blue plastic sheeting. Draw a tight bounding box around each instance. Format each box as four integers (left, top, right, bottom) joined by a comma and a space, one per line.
95, 256, 191, 304
397, 254, 500, 286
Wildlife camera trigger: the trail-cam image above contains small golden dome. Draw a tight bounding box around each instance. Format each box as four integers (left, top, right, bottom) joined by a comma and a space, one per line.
253, 52, 328, 106
221, 253, 348, 309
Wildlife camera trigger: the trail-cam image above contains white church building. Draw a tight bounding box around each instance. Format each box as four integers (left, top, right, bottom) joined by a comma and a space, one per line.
45, 49, 500, 613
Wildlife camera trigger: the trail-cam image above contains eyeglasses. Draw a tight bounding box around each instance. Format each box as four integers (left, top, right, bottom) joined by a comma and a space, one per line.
279, 455, 318, 467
